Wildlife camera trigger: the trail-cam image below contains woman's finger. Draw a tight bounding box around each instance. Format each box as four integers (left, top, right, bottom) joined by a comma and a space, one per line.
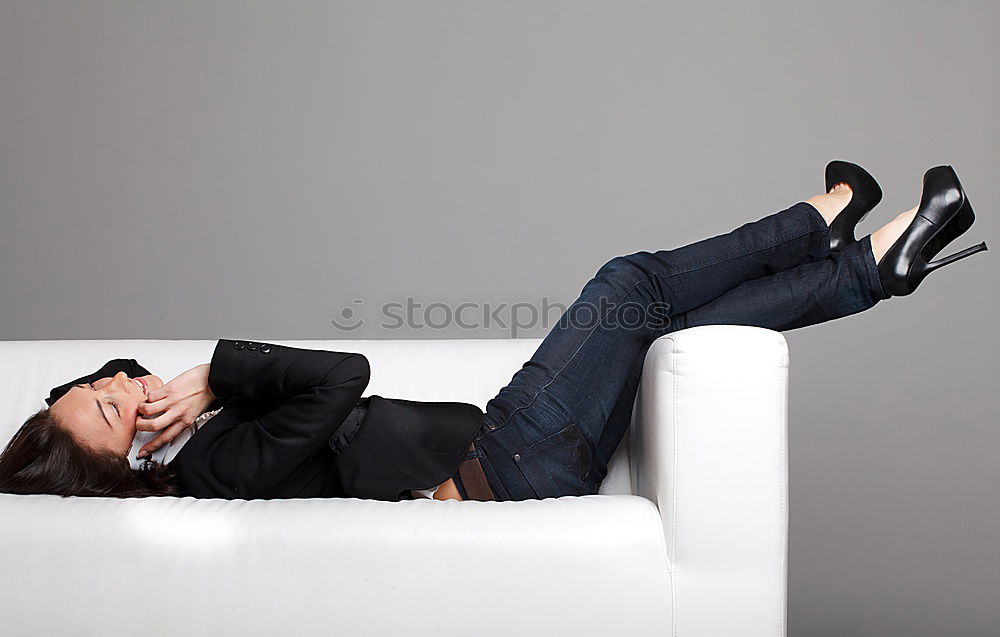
144, 384, 172, 404
136, 404, 168, 423
137, 400, 170, 417
137, 421, 187, 458
135, 409, 174, 432
146, 386, 169, 403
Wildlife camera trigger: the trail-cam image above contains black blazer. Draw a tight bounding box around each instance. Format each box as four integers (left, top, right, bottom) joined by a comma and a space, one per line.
46, 339, 485, 501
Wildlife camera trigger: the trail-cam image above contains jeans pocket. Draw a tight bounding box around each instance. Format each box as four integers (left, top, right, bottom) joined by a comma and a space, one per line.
512, 423, 595, 500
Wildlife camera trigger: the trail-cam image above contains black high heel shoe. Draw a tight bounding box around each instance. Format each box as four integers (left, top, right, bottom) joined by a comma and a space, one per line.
825, 160, 883, 251
877, 165, 988, 297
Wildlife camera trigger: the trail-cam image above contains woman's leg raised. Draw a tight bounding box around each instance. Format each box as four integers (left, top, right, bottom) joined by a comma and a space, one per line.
593, 199, 928, 486
592, 233, 888, 479
475, 199, 836, 500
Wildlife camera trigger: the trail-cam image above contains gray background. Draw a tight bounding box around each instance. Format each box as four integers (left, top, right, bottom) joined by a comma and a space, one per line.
1, 1, 997, 634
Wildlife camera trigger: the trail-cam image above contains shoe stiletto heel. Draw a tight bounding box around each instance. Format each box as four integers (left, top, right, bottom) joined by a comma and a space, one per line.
877, 165, 989, 297
926, 240, 989, 272
825, 160, 883, 251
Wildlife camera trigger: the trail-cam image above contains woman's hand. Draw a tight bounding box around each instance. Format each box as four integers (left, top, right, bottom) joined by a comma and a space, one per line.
136, 364, 216, 458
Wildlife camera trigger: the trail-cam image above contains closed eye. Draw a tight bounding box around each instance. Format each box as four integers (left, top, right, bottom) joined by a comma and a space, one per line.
84, 382, 121, 420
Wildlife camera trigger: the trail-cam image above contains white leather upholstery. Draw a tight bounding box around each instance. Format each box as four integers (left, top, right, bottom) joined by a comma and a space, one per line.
632, 328, 789, 637
0, 326, 788, 637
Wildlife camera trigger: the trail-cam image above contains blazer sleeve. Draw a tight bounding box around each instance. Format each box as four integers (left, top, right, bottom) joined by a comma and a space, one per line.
188, 339, 370, 498
45, 359, 152, 407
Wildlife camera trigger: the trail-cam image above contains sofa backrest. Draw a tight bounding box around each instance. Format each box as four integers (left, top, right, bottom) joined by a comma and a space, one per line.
0, 339, 633, 496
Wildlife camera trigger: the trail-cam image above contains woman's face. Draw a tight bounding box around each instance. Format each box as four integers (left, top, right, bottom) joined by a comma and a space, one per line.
49, 372, 164, 455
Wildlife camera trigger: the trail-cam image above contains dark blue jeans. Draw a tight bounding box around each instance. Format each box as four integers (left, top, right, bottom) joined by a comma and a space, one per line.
472, 201, 888, 501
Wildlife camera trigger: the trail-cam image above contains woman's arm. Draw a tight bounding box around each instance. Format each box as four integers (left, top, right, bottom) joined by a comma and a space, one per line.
170, 339, 370, 499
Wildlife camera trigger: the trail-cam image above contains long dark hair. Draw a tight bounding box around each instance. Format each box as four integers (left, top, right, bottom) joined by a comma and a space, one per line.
0, 408, 179, 497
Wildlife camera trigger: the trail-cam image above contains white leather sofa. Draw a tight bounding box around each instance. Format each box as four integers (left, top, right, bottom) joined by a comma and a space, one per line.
0, 325, 788, 637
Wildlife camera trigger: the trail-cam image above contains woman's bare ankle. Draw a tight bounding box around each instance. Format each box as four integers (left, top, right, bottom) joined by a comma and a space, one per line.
871, 206, 918, 263
806, 182, 854, 226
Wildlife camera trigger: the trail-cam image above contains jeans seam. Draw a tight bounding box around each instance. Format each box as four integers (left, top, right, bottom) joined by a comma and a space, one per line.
647, 224, 828, 283
490, 219, 828, 433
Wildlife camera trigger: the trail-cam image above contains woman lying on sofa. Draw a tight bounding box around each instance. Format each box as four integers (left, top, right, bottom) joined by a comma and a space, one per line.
0, 162, 987, 501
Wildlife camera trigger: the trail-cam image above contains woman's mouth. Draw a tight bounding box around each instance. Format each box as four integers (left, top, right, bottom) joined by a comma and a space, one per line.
131, 377, 148, 396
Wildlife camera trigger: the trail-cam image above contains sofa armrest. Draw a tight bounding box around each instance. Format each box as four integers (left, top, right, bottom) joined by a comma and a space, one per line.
630, 325, 789, 637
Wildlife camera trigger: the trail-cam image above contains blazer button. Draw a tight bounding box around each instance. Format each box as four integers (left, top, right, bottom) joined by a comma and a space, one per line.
234, 341, 245, 350
246, 342, 258, 351
260, 344, 272, 354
